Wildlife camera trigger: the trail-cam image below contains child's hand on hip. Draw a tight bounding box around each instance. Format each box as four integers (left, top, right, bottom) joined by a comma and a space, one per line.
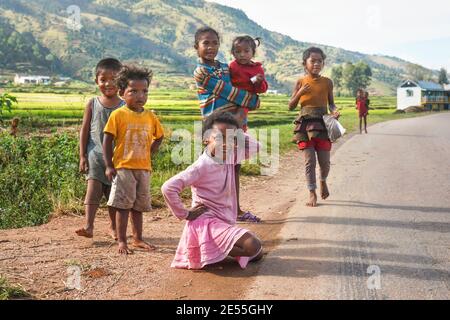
105, 166, 117, 182
187, 204, 208, 221
79, 156, 89, 174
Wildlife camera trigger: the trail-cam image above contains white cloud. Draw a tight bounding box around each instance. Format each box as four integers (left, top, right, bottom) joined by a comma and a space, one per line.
207, 0, 450, 70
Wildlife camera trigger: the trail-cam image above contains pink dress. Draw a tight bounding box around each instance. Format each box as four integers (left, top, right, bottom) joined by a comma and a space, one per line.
161, 134, 260, 269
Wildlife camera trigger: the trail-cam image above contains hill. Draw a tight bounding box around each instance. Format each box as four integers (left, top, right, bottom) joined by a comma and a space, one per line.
0, 20, 62, 75
0, 0, 436, 94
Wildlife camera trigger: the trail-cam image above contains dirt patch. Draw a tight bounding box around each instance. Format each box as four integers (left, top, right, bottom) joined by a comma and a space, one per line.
0, 150, 304, 300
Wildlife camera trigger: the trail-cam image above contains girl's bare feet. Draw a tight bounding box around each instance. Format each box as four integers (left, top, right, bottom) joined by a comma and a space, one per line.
320, 181, 330, 200
75, 228, 93, 239
118, 242, 133, 255
306, 191, 318, 207
132, 240, 156, 252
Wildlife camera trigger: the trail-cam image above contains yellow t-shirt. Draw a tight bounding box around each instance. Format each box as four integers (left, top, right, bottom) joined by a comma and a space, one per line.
104, 106, 164, 171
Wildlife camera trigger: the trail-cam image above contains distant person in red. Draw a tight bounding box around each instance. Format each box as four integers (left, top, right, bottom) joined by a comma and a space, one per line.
229, 36, 268, 133
365, 90, 371, 113
356, 89, 369, 134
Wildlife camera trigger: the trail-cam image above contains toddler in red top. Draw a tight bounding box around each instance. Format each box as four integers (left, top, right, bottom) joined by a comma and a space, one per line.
229, 36, 269, 132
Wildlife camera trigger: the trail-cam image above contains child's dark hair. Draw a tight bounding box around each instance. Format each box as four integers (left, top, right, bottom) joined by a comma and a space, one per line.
116, 65, 153, 92
231, 36, 261, 56
202, 112, 239, 135
95, 58, 122, 78
302, 47, 327, 64
194, 26, 220, 47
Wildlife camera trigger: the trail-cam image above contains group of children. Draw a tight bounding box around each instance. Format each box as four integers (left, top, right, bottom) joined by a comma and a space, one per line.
75, 26, 342, 270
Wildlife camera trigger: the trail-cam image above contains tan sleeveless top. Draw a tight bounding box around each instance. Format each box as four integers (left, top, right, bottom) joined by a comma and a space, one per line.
296, 74, 332, 109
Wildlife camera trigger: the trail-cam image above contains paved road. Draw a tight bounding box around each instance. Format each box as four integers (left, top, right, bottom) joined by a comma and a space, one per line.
247, 113, 450, 300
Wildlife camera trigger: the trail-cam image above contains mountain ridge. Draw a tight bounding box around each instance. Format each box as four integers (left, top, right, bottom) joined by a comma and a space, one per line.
0, 0, 436, 94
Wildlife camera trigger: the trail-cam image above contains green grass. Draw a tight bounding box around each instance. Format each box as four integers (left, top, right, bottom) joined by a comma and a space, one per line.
0, 90, 433, 229
0, 133, 85, 229
0, 276, 31, 300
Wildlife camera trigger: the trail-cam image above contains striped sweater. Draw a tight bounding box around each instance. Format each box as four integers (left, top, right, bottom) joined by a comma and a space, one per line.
193, 60, 260, 118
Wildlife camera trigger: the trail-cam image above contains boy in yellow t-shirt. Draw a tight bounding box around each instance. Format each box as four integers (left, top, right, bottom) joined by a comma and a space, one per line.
103, 65, 164, 255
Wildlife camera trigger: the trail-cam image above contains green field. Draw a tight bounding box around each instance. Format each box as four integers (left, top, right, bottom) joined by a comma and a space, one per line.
0, 90, 429, 229
1, 91, 422, 153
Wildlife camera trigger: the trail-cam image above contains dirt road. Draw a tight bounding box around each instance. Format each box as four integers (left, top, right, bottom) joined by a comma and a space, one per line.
246, 113, 450, 300
0, 147, 303, 300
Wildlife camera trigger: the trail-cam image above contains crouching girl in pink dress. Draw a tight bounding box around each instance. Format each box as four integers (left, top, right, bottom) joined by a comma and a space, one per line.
161, 112, 263, 270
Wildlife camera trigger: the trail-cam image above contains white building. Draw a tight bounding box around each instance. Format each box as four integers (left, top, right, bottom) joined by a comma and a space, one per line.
397, 80, 450, 111
14, 74, 51, 85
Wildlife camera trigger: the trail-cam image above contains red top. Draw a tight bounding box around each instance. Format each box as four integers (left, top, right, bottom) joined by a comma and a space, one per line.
356, 97, 368, 114
229, 60, 269, 94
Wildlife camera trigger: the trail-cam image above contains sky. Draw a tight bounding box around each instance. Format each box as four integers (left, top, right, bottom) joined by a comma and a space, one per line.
207, 0, 450, 72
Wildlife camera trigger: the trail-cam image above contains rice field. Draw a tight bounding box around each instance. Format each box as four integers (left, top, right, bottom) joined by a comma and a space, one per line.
3, 91, 397, 119
2, 91, 419, 152
2, 90, 427, 160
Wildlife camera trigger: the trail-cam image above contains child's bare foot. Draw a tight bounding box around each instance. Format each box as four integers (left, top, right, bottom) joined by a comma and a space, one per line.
109, 227, 118, 241
132, 240, 156, 252
75, 228, 93, 239
118, 242, 133, 255
320, 181, 330, 200
306, 191, 318, 207
365, 129, 368, 134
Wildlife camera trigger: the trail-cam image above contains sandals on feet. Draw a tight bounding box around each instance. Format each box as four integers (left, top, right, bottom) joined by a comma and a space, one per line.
237, 212, 262, 223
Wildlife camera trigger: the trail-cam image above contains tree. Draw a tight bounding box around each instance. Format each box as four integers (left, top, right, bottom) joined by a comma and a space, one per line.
343, 62, 357, 95
342, 62, 372, 96
0, 93, 18, 123
331, 65, 343, 96
354, 61, 373, 89
45, 54, 57, 73
438, 68, 449, 85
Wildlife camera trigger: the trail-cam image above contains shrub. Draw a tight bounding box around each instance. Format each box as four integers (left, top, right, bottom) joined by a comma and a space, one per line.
0, 276, 31, 300
0, 93, 17, 122
0, 132, 84, 229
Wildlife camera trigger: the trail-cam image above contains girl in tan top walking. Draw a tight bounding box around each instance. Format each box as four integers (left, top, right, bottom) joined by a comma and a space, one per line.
289, 47, 340, 207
